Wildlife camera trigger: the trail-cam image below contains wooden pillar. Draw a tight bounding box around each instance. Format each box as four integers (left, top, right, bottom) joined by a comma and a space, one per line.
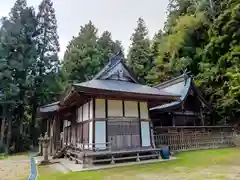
75, 108, 78, 147
81, 105, 84, 146
200, 107, 205, 126
105, 99, 108, 147
92, 98, 96, 151
46, 119, 49, 135
70, 118, 72, 145
56, 115, 61, 150
52, 117, 56, 155
172, 114, 176, 127
138, 102, 142, 147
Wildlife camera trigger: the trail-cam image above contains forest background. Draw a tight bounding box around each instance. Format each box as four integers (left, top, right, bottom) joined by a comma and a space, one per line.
0, 0, 239, 153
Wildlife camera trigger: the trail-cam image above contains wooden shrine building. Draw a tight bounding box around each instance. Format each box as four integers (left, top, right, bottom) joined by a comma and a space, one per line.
39, 53, 179, 165
150, 74, 231, 134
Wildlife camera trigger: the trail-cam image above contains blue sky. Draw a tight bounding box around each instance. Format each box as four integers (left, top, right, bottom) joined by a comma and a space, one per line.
0, 0, 169, 58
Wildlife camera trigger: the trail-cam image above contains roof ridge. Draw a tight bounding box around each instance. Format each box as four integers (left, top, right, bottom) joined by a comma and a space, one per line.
154, 74, 187, 89
93, 53, 122, 80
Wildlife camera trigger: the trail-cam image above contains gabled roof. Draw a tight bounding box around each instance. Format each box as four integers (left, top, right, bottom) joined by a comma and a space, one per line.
71, 52, 179, 100
40, 53, 181, 112
150, 73, 211, 111
93, 52, 139, 83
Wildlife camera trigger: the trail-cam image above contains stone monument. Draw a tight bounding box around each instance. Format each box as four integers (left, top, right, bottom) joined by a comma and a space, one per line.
40, 132, 50, 164
37, 134, 43, 156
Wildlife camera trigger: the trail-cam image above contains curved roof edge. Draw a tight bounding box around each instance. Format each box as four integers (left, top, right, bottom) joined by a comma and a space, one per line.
150, 72, 212, 111
39, 101, 60, 113
150, 76, 191, 111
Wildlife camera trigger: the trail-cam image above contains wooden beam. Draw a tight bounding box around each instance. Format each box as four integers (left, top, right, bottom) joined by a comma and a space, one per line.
137, 102, 141, 119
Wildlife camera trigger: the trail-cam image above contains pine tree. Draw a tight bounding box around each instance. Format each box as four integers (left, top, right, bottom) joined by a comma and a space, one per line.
127, 17, 152, 83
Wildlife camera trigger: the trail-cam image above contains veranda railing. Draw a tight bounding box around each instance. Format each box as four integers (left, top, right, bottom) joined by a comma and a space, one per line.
154, 132, 235, 152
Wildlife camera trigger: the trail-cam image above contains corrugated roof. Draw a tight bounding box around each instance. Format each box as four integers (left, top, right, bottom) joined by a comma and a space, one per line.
74, 79, 177, 96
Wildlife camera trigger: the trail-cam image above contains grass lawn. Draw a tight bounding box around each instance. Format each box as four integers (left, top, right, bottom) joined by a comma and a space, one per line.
0, 153, 6, 160
38, 148, 240, 180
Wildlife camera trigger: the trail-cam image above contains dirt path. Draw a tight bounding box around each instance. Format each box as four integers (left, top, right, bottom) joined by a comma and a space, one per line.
0, 154, 30, 180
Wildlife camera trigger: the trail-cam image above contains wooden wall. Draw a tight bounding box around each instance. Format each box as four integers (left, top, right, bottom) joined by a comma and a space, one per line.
62, 98, 152, 150
94, 98, 151, 150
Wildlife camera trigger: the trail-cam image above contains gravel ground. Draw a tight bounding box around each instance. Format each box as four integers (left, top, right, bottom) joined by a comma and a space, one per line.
0, 155, 30, 180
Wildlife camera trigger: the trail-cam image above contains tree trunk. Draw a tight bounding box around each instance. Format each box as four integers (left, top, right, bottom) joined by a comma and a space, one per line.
15, 90, 25, 152
6, 110, 12, 154
30, 95, 37, 146
0, 105, 7, 148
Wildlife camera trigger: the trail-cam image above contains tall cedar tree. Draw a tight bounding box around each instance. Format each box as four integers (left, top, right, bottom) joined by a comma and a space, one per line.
29, 0, 60, 145
127, 18, 152, 83
0, 18, 20, 151
0, 0, 38, 152
98, 31, 124, 67
63, 21, 124, 83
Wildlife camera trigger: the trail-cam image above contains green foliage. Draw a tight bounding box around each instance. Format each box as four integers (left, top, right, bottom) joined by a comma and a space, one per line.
63, 21, 124, 83
197, 0, 240, 119
0, 0, 239, 150
0, 0, 63, 150
149, 0, 240, 121
127, 18, 152, 83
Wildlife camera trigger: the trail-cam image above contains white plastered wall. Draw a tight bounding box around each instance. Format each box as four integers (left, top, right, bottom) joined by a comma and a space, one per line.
83, 102, 89, 121
108, 100, 122, 117
95, 99, 106, 118
140, 102, 149, 119
124, 101, 138, 117
77, 106, 83, 123
89, 100, 93, 120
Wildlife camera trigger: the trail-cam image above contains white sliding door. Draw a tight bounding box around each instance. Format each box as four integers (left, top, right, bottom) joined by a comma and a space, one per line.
95, 121, 106, 150
141, 121, 151, 147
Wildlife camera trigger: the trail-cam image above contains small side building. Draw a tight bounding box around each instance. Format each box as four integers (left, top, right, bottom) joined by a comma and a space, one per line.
150, 74, 231, 134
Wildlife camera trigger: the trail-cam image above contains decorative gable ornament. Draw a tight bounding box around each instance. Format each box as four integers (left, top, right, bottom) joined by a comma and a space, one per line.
93, 52, 138, 83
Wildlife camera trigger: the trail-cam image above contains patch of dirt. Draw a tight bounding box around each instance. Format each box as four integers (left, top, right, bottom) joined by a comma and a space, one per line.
0, 159, 30, 180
